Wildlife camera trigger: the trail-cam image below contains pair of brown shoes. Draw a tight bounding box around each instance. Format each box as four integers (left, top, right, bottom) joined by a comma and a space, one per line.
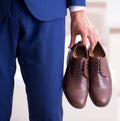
62, 42, 112, 108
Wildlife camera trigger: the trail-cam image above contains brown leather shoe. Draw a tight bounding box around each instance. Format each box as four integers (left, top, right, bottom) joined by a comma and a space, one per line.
63, 43, 89, 108
89, 42, 112, 107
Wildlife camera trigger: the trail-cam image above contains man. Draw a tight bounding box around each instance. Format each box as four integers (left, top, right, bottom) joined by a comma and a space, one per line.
0, 0, 99, 121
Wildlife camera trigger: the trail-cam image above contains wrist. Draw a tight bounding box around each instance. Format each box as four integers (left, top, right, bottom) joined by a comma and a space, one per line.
70, 10, 85, 19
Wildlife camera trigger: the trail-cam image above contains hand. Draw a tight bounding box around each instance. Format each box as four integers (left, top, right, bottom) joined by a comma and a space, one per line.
68, 10, 100, 52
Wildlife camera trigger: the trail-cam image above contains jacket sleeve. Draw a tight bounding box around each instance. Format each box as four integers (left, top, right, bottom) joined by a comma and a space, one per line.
66, 0, 86, 8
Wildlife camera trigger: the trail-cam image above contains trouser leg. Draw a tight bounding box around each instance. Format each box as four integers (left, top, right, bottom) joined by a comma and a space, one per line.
17, 2, 65, 120
0, 1, 19, 120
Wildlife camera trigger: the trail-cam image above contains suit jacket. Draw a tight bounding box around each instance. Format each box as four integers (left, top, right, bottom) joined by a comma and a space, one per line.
0, 0, 86, 21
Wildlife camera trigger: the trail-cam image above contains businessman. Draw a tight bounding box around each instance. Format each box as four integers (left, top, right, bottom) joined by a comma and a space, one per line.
0, 0, 99, 120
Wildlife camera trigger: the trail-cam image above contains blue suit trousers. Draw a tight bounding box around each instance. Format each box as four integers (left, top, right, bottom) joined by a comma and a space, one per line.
0, 0, 65, 120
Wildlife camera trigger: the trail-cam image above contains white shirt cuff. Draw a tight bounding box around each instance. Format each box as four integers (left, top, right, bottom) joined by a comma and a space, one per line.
69, 6, 86, 12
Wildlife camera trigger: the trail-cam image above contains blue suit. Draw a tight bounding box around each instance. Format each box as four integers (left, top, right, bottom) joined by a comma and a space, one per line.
0, 0, 86, 21
0, 0, 85, 121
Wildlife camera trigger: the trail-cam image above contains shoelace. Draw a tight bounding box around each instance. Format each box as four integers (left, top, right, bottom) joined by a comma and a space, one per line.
77, 59, 88, 75
90, 59, 102, 73
78, 60, 84, 74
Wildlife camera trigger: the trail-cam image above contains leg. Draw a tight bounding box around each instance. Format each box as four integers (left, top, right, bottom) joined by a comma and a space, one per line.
17, 3, 65, 121
0, 2, 19, 121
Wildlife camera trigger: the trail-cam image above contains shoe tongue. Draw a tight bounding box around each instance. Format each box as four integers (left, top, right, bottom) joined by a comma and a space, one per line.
94, 56, 102, 60
90, 56, 102, 61
72, 57, 87, 64
73, 54, 88, 60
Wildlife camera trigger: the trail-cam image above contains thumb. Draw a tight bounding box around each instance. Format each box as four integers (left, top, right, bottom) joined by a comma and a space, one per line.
68, 33, 76, 48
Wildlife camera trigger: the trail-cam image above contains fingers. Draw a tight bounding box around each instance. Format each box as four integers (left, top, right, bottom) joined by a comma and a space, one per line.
68, 19, 100, 52
88, 33, 96, 52
68, 34, 87, 49
79, 34, 87, 46
68, 33, 76, 48
88, 28, 99, 53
